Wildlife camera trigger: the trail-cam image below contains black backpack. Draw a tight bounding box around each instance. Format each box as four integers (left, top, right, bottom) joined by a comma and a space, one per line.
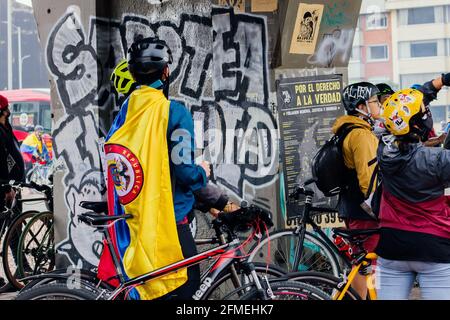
311, 124, 363, 197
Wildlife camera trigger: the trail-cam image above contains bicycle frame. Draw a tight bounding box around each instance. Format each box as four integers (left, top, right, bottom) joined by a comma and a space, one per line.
85, 215, 267, 301
334, 252, 378, 300
106, 238, 250, 300
289, 189, 352, 273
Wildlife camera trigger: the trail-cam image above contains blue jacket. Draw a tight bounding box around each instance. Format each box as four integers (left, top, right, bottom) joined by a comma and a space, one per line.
107, 87, 206, 222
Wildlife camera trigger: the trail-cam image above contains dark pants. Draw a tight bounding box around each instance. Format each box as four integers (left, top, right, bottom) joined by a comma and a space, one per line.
159, 222, 200, 300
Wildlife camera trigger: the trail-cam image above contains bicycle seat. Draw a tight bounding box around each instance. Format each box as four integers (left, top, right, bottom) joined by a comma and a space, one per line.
78, 212, 132, 227
333, 228, 380, 241
80, 201, 108, 214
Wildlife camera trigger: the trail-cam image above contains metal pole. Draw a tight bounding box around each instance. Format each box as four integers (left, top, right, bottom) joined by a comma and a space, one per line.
18, 26, 22, 89
7, 0, 13, 90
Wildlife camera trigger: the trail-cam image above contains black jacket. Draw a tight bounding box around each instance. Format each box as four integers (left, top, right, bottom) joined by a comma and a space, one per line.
0, 122, 25, 196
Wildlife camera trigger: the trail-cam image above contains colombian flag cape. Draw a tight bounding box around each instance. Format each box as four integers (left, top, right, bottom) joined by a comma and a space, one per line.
98, 86, 187, 300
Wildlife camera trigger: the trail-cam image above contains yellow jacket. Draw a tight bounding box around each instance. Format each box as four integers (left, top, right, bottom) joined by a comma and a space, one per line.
332, 115, 378, 196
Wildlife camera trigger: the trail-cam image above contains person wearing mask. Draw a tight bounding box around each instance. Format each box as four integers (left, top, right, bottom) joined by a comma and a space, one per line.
376, 89, 450, 300
0, 94, 25, 287
332, 82, 382, 299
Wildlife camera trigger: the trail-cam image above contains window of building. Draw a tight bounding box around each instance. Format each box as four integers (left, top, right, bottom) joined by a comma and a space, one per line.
408, 7, 435, 24
366, 13, 387, 29
399, 40, 445, 59
399, 6, 444, 25
368, 45, 388, 61
400, 73, 438, 88
411, 41, 438, 58
430, 106, 446, 132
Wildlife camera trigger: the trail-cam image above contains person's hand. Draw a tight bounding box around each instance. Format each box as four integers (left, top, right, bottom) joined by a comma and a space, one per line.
424, 134, 447, 147
4, 189, 16, 207
209, 208, 220, 218
200, 161, 211, 178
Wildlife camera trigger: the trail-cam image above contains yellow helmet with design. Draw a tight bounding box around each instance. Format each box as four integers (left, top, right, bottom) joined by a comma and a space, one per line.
382, 89, 430, 138
110, 59, 136, 96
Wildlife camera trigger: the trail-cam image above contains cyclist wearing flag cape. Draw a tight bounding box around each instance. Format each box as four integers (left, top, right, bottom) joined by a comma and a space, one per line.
98, 37, 210, 300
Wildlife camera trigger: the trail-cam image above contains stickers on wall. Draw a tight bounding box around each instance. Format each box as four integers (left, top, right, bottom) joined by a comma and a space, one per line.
218, 0, 246, 12
289, 3, 324, 55
251, 0, 277, 12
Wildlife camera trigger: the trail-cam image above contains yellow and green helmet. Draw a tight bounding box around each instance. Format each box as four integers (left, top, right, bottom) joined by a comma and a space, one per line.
110, 59, 136, 96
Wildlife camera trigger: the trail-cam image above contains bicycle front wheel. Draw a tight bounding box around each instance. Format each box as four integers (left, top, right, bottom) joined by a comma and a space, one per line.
202, 262, 286, 300
240, 281, 331, 300
248, 229, 340, 276
16, 211, 55, 289
288, 271, 362, 300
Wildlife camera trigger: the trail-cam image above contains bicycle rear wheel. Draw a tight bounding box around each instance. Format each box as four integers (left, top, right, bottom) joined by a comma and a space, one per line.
240, 281, 331, 300
16, 283, 103, 300
1, 210, 39, 291
248, 229, 340, 276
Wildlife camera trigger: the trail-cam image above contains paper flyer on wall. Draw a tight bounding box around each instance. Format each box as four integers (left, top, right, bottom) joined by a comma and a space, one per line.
251, 0, 277, 12
289, 3, 324, 55
277, 74, 345, 226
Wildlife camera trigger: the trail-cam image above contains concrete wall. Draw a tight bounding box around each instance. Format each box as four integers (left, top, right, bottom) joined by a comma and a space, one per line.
32, 0, 361, 269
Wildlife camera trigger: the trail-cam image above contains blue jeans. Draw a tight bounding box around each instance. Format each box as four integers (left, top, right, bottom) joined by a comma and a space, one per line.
376, 257, 450, 300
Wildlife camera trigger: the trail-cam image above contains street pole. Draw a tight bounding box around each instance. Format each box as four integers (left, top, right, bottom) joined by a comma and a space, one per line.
18, 26, 22, 89
7, 0, 13, 90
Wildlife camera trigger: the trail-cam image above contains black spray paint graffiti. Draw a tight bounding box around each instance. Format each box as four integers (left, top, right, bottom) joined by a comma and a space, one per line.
307, 28, 354, 68
47, 6, 277, 267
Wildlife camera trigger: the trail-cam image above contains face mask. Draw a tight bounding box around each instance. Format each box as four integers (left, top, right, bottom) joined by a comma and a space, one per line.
373, 119, 388, 138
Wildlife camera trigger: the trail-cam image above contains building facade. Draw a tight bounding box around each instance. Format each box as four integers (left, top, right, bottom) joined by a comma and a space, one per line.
350, 0, 450, 133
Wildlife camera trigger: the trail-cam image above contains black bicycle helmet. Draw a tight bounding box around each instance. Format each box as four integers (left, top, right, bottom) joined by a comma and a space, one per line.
127, 37, 173, 85
342, 82, 379, 114
376, 83, 394, 96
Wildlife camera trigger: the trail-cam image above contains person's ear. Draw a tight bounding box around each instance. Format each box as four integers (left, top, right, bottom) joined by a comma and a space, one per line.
162, 66, 170, 80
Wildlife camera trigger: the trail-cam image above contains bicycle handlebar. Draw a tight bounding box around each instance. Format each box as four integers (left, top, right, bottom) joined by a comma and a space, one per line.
215, 202, 274, 233
289, 178, 317, 200
0, 180, 52, 193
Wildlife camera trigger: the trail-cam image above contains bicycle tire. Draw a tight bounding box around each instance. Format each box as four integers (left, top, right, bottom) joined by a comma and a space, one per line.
1, 210, 39, 291
15, 211, 55, 289
202, 262, 286, 300
288, 271, 362, 300
22, 268, 115, 292
239, 280, 331, 300
248, 229, 340, 276
16, 283, 103, 300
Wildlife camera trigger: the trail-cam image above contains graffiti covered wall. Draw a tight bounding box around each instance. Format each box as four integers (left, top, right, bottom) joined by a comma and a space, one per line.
33, 0, 280, 269
32, 0, 360, 269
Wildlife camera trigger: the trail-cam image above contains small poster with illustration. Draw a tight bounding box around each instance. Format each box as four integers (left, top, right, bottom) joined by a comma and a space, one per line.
289, 3, 324, 55
218, 0, 245, 12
